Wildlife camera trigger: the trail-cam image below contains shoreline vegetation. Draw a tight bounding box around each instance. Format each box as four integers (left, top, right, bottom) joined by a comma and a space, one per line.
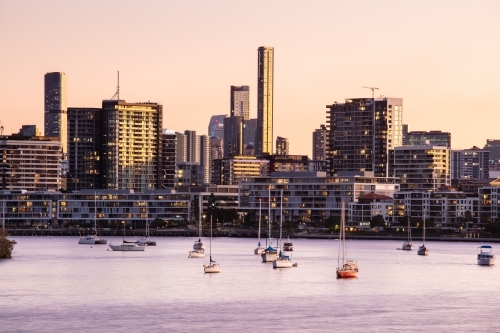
4, 227, 500, 243
0, 228, 14, 258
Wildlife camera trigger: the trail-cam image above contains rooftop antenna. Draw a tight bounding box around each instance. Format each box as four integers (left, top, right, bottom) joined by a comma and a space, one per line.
110, 71, 120, 100
362, 86, 379, 99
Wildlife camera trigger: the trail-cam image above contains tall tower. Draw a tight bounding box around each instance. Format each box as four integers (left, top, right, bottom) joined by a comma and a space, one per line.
256, 46, 274, 156
275, 136, 289, 156
312, 124, 327, 160
230, 86, 250, 120
44, 72, 67, 157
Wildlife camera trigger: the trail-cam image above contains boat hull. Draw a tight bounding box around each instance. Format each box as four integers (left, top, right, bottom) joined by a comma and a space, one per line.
417, 249, 429, 256
79, 235, 107, 244
273, 259, 292, 268
188, 250, 205, 258
261, 252, 278, 262
109, 244, 145, 251
204, 263, 221, 273
401, 242, 413, 251
94, 239, 107, 244
336, 269, 358, 278
477, 257, 495, 266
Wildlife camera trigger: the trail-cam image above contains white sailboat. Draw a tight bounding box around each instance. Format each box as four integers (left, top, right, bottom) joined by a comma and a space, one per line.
137, 202, 156, 246
79, 193, 107, 245
109, 222, 145, 251
203, 215, 220, 273
401, 216, 413, 250
189, 213, 205, 258
254, 198, 265, 255
273, 189, 293, 269
336, 199, 358, 278
417, 208, 429, 256
261, 187, 278, 262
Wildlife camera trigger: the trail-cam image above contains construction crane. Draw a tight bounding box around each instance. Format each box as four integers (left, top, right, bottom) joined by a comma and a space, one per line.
0, 120, 3, 135
362, 86, 379, 98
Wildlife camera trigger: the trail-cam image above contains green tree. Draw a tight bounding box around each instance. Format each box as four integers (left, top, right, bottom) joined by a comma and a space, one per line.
370, 215, 386, 229
0, 228, 14, 259
324, 216, 341, 230
151, 218, 167, 228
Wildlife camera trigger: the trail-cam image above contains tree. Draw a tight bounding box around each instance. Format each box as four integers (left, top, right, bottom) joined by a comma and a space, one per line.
151, 218, 167, 228
0, 228, 14, 259
370, 215, 386, 229
324, 216, 340, 230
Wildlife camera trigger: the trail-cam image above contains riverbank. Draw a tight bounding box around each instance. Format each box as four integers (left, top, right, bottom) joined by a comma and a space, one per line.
5, 228, 500, 243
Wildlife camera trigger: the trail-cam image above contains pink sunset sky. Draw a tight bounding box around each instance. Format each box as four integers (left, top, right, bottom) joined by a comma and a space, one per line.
1, 0, 499, 156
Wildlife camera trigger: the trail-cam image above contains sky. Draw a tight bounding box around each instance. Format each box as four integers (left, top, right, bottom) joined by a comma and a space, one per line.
1, 0, 499, 155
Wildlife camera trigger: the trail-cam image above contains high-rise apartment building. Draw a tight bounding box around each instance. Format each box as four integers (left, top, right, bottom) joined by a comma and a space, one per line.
389, 145, 450, 191
451, 147, 489, 180
256, 46, 274, 156
405, 130, 451, 147
44, 72, 68, 156
230, 86, 250, 120
199, 135, 211, 185
101, 100, 163, 191
312, 124, 327, 161
184, 130, 200, 163
162, 130, 177, 189
0, 136, 61, 190
223, 116, 243, 158
175, 132, 187, 163
67, 107, 104, 190
275, 136, 289, 156
485, 139, 500, 160
243, 118, 257, 146
326, 97, 403, 177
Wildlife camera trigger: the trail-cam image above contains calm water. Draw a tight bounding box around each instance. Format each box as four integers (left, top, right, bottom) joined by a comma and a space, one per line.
1, 236, 499, 333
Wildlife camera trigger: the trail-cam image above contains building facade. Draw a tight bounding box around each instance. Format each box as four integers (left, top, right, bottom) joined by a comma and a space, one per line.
212, 156, 269, 185
0, 136, 61, 191
451, 147, 490, 180
405, 130, 451, 147
275, 136, 289, 156
230, 86, 250, 120
208, 115, 227, 140
256, 46, 274, 156
44, 72, 68, 157
162, 130, 177, 189
223, 116, 243, 158
390, 145, 450, 191
312, 124, 327, 161
327, 97, 403, 177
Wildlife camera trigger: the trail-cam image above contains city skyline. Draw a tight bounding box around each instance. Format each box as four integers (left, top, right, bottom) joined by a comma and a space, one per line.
1, 1, 499, 156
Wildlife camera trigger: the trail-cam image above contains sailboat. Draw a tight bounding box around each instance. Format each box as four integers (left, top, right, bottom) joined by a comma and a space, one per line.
417, 209, 429, 256
109, 222, 145, 251
79, 193, 107, 245
203, 215, 220, 273
273, 189, 293, 268
254, 199, 265, 255
336, 199, 358, 278
189, 213, 205, 258
137, 203, 156, 246
261, 187, 278, 262
2, 199, 16, 245
401, 216, 413, 251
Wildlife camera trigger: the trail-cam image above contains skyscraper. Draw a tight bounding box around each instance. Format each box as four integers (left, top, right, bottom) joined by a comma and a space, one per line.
223, 116, 243, 158
207, 115, 227, 140
230, 86, 250, 120
327, 97, 403, 177
44, 72, 67, 156
256, 46, 274, 156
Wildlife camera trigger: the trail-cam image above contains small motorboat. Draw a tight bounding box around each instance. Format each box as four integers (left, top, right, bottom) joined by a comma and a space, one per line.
477, 245, 495, 266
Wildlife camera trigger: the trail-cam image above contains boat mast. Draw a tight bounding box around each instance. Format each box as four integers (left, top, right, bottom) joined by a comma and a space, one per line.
94, 192, 97, 234
423, 207, 426, 246
267, 186, 271, 247
258, 198, 262, 246
280, 189, 283, 252
2, 199, 5, 229
210, 215, 213, 262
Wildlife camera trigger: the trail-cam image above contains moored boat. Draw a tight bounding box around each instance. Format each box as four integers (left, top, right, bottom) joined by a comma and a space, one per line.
203, 216, 220, 273
477, 245, 495, 266
109, 222, 145, 252
336, 199, 358, 278
401, 216, 413, 251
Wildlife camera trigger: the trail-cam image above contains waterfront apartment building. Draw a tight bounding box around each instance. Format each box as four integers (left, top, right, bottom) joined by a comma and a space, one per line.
451, 147, 489, 180
275, 136, 289, 156
389, 145, 450, 191
326, 97, 403, 177
312, 124, 327, 161
256, 46, 274, 156
238, 171, 400, 224
101, 100, 163, 191
67, 107, 104, 190
44, 72, 68, 156
230, 86, 250, 120
176, 162, 205, 187
0, 136, 61, 191
405, 130, 451, 147
263, 155, 309, 173
212, 156, 269, 185
349, 193, 394, 229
